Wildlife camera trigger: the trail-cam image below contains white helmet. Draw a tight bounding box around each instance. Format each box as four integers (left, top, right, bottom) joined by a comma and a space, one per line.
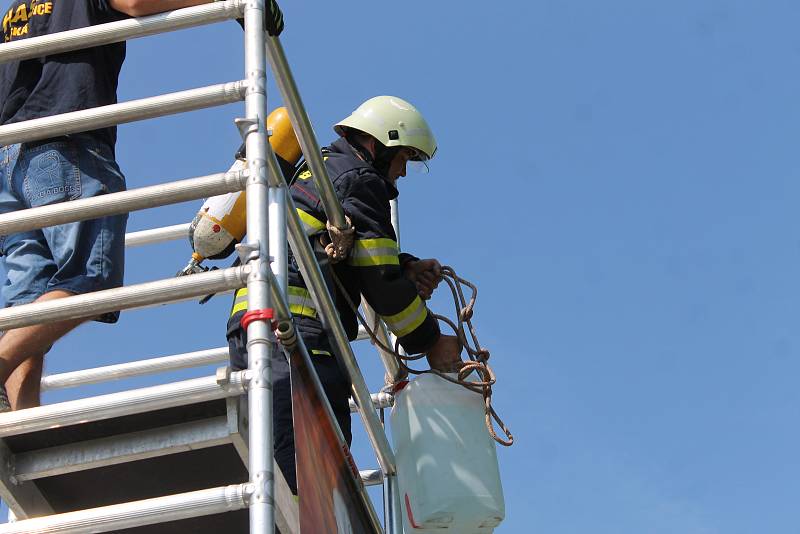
334, 96, 437, 161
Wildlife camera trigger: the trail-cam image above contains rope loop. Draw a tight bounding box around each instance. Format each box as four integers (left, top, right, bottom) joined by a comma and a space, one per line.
335, 264, 514, 447
324, 215, 355, 264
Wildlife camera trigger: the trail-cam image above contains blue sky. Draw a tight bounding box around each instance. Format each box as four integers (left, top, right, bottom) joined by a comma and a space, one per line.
4, 0, 800, 532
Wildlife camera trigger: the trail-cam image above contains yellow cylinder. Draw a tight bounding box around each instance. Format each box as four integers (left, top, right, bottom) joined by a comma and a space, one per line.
187, 107, 302, 262
268, 106, 302, 164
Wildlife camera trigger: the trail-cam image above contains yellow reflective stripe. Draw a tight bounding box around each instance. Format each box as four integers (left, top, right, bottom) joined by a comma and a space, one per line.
382, 296, 428, 337
297, 209, 325, 236
231, 300, 248, 316
349, 238, 400, 267
289, 304, 317, 318
350, 255, 399, 267
288, 285, 317, 318
311, 350, 332, 357
354, 238, 398, 251
231, 286, 317, 319
230, 288, 249, 316
288, 286, 309, 297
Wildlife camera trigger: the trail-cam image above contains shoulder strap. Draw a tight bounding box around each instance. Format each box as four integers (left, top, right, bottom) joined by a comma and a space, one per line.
288, 147, 332, 187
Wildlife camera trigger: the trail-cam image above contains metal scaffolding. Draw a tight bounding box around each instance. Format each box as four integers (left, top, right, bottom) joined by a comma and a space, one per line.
0, 2, 407, 533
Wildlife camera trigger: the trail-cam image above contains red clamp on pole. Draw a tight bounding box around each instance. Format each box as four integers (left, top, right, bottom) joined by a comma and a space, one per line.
240, 308, 276, 331
392, 380, 410, 394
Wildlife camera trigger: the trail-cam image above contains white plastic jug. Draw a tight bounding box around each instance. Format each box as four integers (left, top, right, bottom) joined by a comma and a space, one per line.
391, 372, 505, 533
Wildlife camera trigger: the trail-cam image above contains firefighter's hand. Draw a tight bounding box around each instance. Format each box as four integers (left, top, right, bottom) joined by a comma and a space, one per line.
263, 0, 284, 36
426, 334, 464, 373
232, 0, 284, 36
403, 259, 442, 300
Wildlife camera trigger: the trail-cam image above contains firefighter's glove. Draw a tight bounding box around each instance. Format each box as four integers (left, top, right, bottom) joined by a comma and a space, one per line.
263, 0, 284, 36
403, 259, 442, 300
230, 0, 284, 37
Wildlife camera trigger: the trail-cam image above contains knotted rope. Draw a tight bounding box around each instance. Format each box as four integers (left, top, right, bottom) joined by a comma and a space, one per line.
323, 215, 355, 264
337, 266, 514, 447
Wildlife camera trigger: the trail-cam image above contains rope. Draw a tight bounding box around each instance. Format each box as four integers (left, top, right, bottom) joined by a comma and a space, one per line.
334, 266, 514, 447
323, 215, 355, 264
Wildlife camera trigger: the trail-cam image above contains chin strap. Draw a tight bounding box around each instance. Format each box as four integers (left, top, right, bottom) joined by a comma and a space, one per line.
346, 136, 400, 181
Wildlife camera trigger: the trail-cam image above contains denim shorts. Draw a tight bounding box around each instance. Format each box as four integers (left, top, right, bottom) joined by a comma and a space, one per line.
0, 135, 128, 322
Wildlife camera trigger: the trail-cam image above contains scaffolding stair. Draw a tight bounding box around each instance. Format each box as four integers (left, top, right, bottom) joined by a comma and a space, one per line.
0, 377, 301, 533
0, 361, 391, 532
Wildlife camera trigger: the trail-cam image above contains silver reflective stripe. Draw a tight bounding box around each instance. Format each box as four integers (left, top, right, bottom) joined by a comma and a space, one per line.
297, 208, 325, 236
349, 238, 400, 267
288, 286, 317, 318
382, 296, 428, 337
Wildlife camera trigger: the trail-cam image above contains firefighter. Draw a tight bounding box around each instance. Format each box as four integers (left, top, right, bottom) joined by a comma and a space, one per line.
227, 95, 462, 493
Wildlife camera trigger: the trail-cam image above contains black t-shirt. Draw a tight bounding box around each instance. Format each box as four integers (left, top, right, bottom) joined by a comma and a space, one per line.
0, 0, 128, 148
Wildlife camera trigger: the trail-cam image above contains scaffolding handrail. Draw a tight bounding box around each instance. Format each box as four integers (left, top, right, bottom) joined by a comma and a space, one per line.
125, 223, 190, 247
0, 265, 248, 331
0, 80, 247, 146
0, 0, 245, 65
0, 169, 245, 237
265, 38, 347, 231
39, 341, 392, 414
362, 297, 403, 382
0, 371, 249, 438
40, 347, 230, 391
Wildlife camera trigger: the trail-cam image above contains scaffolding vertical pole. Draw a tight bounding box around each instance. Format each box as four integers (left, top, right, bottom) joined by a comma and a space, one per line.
264, 112, 288, 293
390, 198, 401, 247
385, 197, 405, 534
268, 185, 288, 293
384, 474, 403, 534
243, 1, 274, 532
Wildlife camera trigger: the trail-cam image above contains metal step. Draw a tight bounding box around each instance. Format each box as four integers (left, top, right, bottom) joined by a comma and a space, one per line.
0, 484, 250, 534
0, 369, 247, 439
0, 394, 298, 533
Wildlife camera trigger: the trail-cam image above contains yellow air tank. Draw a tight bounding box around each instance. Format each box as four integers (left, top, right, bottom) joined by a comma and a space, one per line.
178, 107, 302, 276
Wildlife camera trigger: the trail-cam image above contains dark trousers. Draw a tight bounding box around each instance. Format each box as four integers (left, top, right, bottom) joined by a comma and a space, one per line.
227, 315, 352, 493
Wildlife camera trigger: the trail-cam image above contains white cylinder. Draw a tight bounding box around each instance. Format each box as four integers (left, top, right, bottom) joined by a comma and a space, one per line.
390, 373, 505, 533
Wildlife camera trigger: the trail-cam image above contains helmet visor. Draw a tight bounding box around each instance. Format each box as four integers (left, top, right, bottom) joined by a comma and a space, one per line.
404, 147, 430, 174
407, 160, 430, 174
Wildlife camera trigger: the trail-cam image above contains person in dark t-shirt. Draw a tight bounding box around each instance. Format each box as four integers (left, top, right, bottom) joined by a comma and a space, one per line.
0, 0, 127, 148
0, 0, 234, 413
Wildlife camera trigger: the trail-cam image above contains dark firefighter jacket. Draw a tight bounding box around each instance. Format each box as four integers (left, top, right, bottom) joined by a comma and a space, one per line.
230, 137, 440, 355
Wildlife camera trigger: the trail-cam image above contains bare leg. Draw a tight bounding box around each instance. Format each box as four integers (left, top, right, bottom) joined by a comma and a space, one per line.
6, 356, 44, 410
0, 290, 85, 410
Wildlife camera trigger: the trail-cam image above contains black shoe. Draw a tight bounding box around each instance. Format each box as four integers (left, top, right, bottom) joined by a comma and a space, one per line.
0, 385, 10, 413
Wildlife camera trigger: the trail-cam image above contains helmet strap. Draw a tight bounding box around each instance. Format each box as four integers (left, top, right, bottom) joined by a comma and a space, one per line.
372, 145, 401, 178
344, 133, 375, 164
344, 132, 400, 179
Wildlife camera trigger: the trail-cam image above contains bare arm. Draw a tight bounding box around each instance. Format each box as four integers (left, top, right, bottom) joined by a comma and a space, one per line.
108, 0, 284, 36
109, 0, 211, 17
